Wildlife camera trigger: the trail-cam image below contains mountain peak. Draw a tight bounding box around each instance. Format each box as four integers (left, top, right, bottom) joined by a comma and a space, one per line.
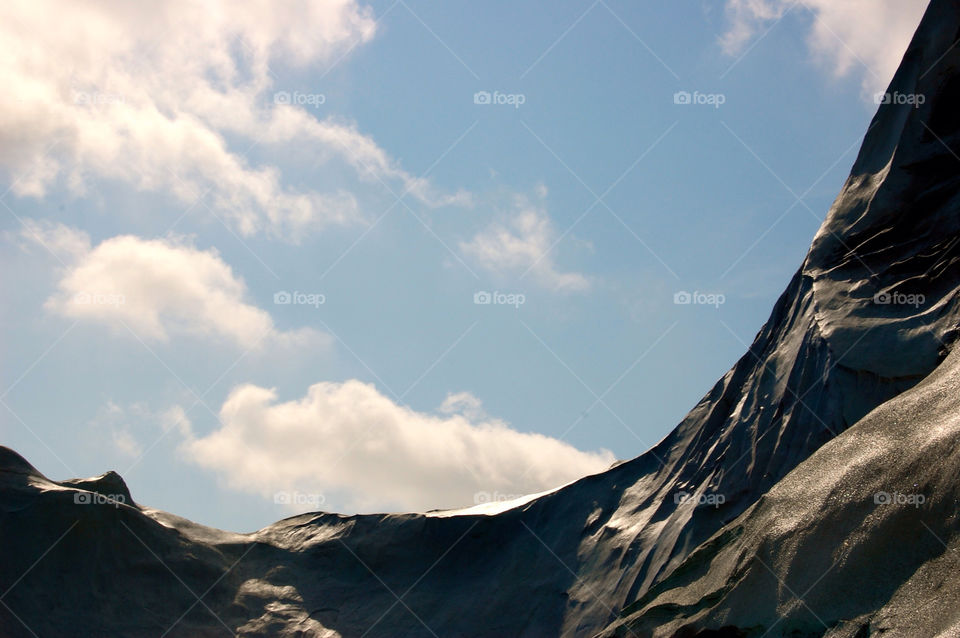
0, 445, 43, 478
57, 470, 134, 506
811, 0, 960, 264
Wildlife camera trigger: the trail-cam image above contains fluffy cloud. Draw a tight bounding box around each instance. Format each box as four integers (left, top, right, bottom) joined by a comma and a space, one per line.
461, 198, 590, 292
0, 0, 461, 239
180, 382, 614, 512
721, 0, 929, 96
24, 220, 323, 350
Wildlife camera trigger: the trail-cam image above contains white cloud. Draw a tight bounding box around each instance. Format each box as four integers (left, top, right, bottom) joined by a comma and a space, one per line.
180, 382, 614, 512
88, 401, 145, 458
439, 391, 488, 421
111, 429, 143, 458
0, 0, 461, 239
18, 218, 92, 261
461, 198, 591, 292
25, 221, 325, 350
89, 401, 197, 459
721, 0, 929, 96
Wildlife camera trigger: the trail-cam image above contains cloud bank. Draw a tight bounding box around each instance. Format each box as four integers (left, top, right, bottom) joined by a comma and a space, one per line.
180, 382, 615, 512
0, 0, 462, 240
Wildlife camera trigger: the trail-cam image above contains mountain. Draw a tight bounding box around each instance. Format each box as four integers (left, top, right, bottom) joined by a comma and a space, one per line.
603, 304, 960, 638
2, 0, 960, 636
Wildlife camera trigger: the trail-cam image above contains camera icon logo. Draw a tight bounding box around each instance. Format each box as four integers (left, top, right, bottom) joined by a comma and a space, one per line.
474, 291, 492, 305
873, 292, 892, 305
673, 291, 692, 305
873, 491, 892, 505
273, 91, 291, 105
474, 91, 492, 105
74, 492, 93, 505
274, 291, 292, 305
274, 491, 292, 505
673, 91, 692, 105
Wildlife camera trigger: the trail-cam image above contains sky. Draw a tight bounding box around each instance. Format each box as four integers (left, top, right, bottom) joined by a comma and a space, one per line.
0, 0, 930, 532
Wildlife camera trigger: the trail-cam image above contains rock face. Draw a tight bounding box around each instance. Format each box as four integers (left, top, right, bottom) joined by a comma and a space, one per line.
602, 320, 960, 638
2, 1, 960, 636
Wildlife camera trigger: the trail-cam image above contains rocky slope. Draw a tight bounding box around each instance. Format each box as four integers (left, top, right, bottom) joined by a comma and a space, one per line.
2, 0, 960, 636
602, 312, 960, 638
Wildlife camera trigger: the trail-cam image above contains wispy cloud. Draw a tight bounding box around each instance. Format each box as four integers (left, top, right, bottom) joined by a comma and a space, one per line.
721, 0, 929, 96
461, 196, 591, 292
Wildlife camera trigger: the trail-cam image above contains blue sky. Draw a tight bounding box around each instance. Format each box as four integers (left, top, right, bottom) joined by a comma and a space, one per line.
0, 0, 929, 531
